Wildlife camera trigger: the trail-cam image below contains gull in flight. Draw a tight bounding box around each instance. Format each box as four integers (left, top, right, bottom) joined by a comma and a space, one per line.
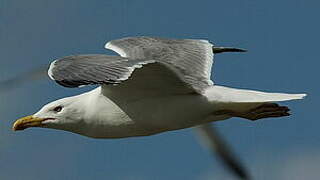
11, 36, 306, 179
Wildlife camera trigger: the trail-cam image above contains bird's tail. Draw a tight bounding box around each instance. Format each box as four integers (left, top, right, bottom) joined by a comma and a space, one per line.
205, 85, 306, 103
205, 85, 307, 120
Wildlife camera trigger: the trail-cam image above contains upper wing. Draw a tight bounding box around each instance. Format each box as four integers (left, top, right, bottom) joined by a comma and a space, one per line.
105, 36, 214, 92
49, 37, 246, 96
48, 54, 195, 98
48, 54, 154, 88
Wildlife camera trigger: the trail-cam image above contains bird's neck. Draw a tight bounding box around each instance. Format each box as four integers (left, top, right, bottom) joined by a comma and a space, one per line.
72, 87, 139, 138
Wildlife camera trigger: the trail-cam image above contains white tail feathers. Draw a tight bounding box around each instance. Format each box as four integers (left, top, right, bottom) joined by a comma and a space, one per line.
204, 85, 307, 103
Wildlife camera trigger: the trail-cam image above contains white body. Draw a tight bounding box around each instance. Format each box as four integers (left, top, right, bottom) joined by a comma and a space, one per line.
50, 87, 220, 138
41, 85, 304, 138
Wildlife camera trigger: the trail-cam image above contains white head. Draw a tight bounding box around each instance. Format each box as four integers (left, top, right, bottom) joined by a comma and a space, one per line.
12, 95, 86, 134
13, 87, 135, 138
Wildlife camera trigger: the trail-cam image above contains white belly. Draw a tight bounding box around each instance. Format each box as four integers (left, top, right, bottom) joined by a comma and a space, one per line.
82, 88, 228, 138
113, 94, 216, 135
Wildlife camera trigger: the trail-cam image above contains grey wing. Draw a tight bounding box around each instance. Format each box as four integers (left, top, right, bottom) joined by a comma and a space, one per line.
48, 54, 194, 97
105, 36, 214, 93
48, 54, 155, 88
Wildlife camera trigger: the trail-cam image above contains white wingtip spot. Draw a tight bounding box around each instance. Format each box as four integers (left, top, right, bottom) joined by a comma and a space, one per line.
104, 42, 127, 57
198, 39, 209, 43
48, 60, 57, 80
297, 93, 307, 99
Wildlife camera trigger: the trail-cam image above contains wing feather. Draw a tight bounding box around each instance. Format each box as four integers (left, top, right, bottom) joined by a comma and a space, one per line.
49, 37, 216, 94
105, 36, 214, 92
48, 54, 194, 96
48, 55, 155, 88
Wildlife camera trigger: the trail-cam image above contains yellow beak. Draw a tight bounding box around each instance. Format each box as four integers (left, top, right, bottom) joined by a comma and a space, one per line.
12, 115, 45, 131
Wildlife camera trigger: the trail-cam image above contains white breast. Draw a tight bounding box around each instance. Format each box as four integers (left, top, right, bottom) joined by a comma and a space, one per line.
80, 87, 219, 138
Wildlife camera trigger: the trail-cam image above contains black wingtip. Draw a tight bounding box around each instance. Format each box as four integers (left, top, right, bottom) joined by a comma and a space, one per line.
213, 46, 248, 54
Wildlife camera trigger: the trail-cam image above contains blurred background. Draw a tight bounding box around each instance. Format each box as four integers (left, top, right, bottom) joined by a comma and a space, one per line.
0, 0, 319, 179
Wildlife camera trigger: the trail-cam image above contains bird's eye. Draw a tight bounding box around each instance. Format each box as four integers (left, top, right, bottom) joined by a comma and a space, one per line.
53, 106, 63, 113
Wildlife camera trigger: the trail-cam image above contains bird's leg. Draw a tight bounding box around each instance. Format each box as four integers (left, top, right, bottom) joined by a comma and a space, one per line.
213, 103, 290, 121
239, 103, 290, 121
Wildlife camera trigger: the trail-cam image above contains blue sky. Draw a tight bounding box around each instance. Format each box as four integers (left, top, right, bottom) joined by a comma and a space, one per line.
0, 0, 319, 179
